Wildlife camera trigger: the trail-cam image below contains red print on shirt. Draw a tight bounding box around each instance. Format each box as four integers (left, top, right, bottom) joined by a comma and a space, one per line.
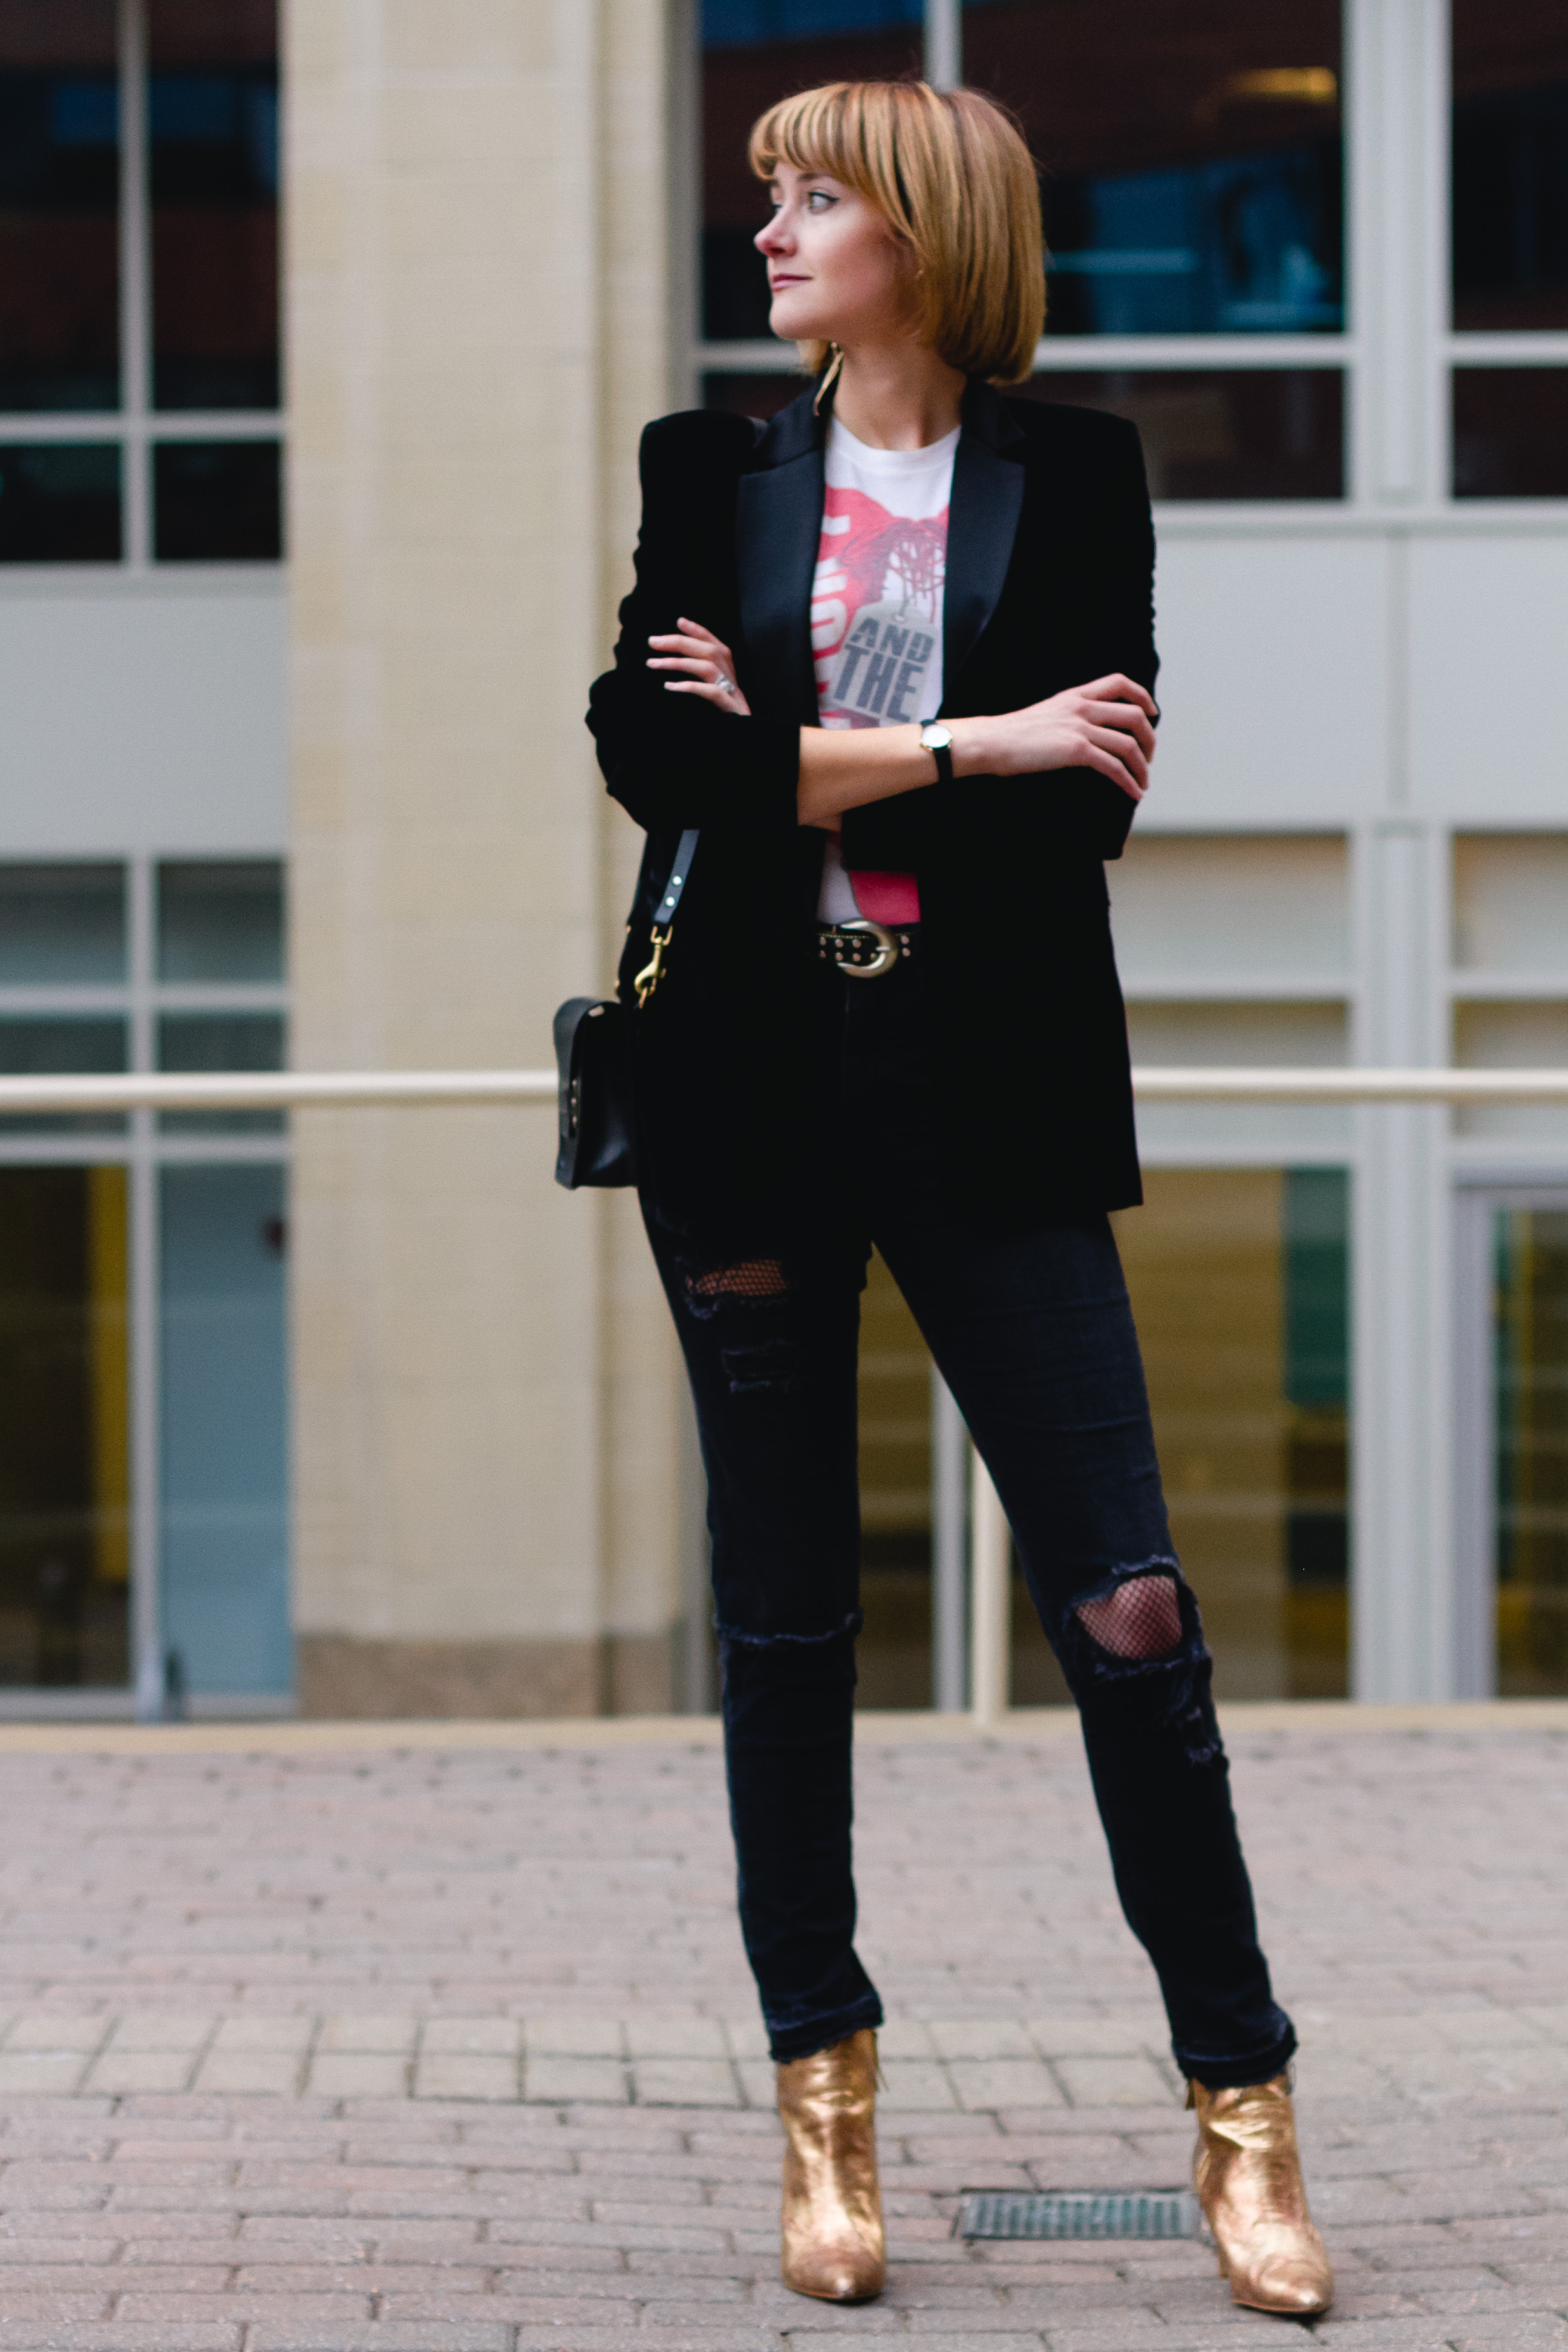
812, 485, 947, 729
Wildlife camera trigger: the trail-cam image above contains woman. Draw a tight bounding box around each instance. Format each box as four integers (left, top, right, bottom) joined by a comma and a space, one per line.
587, 79, 1331, 2320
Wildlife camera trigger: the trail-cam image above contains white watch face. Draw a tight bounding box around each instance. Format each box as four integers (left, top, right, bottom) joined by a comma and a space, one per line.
923, 725, 952, 749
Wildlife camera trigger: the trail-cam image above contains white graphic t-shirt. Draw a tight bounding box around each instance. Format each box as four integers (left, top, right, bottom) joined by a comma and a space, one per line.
811, 417, 958, 924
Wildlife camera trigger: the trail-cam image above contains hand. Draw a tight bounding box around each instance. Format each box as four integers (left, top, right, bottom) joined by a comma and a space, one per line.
956, 673, 1158, 802
647, 617, 751, 715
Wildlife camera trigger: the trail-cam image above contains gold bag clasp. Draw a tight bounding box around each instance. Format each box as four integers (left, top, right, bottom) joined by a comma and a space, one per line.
633, 924, 672, 1008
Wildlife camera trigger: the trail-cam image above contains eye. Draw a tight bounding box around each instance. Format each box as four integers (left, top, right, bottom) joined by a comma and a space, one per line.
806, 190, 837, 212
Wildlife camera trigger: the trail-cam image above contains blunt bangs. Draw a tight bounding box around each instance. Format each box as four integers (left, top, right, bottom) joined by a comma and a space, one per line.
747, 80, 1045, 386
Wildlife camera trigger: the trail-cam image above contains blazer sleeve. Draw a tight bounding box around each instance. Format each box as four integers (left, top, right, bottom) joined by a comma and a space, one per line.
586, 415, 802, 845
893, 413, 1157, 872
1047, 414, 1157, 864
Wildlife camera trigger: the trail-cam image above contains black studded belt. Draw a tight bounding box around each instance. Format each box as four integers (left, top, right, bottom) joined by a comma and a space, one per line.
816, 918, 918, 979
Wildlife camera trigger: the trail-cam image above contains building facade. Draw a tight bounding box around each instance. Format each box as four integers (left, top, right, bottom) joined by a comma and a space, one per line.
0, 0, 1564, 1716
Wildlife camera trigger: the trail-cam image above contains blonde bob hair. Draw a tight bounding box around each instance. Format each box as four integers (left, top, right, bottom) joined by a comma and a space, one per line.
747, 80, 1045, 387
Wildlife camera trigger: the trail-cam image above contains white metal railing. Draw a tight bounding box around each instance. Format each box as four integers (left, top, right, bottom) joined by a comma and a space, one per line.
1, 1065, 1567, 1116
11, 1061, 1566, 1724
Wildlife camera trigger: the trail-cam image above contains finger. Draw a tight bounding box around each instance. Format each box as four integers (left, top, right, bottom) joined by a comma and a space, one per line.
1079, 745, 1146, 801
1085, 725, 1150, 788
647, 656, 722, 677
1083, 702, 1155, 754
675, 618, 730, 653
664, 679, 750, 713
1081, 672, 1157, 717
648, 633, 720, 656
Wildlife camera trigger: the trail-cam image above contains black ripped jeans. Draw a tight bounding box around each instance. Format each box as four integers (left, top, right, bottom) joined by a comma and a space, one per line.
643, 942, 1295, 2087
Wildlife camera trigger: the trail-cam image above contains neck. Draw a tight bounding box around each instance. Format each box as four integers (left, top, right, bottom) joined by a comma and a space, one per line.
829, 339, 966, 450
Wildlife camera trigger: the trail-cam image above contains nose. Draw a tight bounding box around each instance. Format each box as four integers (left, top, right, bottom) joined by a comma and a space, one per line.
756, 213, 791, 257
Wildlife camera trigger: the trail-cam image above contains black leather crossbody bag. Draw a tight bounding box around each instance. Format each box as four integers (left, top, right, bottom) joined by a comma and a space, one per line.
553, 828, 698, 1190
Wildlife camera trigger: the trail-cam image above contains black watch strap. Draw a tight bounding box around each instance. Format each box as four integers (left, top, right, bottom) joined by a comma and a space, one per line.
923, 728, 955, 786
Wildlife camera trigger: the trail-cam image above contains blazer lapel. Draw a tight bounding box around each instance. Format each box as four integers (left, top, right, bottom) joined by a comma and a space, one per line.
736, 388, 825, 725
942, 379, 1026, 701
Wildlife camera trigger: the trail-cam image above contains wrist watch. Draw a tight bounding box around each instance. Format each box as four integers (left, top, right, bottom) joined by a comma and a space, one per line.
920, 721, 955, 785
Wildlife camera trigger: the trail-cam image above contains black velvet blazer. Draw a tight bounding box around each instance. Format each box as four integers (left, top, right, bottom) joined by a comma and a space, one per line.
586, 376, 1158, 1243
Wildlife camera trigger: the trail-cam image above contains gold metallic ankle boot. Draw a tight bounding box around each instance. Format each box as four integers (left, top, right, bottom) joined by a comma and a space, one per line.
1189, 2074, 1333, 2316
776, 2028, 886, 2302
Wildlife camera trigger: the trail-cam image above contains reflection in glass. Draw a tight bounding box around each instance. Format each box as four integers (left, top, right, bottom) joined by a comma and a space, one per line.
1036, 1168, 1351, 1702
149, 0, 278, 411
0, 1015, 126, 1135
1453, 369, 1568, 498
854, 1247, 933, 1708
1017, 371, 1344, 500
1452, 0, 1568, 332
158, 1010, 284, 1135
157, 859, 284, 981
152, 438, 281, 559
702, 0, 923, 341
0, 0, 119, 411
1495, 1208, 1568, 1695
160, 1163, 290, 1696
0, 442, 120, 560
704, 367, 1346, 499
0, 1165, 129, 1687
0, 863, 124, 984
962, 0, 1342, 336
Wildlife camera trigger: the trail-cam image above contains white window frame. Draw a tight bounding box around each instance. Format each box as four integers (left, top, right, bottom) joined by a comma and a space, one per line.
0, 0, 286, 578
0, 856, 290, 1718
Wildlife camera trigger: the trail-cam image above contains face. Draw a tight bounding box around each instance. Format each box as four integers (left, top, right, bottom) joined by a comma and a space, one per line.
755, 162, 916, 348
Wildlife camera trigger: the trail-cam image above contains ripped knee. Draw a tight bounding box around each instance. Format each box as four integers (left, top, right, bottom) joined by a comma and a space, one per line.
678, 1256, 788, 1318
1063, 1561, 1221, 1766
1076, 1573, 1183, 1659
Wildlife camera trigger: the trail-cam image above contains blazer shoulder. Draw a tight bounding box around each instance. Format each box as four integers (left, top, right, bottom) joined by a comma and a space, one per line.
999, 394, 1146, 472
639, 406, 762, 488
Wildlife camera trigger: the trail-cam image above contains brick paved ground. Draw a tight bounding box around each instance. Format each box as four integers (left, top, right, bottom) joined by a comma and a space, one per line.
0, 1713, 1565, 2348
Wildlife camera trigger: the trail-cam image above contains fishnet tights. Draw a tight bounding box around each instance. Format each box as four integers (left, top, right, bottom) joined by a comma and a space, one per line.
684, 1259, 789, 1304
1077, 1574, 1183, 1659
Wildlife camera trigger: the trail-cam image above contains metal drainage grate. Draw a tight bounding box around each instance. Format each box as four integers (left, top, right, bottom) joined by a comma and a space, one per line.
959, 2190, 1200, 2242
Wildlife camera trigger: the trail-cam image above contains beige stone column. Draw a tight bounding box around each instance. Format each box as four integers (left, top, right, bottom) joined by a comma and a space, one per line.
286, 0, 688, 1716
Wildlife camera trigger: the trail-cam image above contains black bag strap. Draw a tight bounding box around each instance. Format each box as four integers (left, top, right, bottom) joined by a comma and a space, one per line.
634, 828, 700, 1008
655, 828, 700, 927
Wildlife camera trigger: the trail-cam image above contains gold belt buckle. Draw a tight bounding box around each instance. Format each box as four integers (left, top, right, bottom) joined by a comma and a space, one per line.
836, 918, 900, 979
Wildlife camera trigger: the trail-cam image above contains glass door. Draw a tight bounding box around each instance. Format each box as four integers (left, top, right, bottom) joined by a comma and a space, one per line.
1459, 1187, 1568, 1696
1494, 1201, 1568, 1693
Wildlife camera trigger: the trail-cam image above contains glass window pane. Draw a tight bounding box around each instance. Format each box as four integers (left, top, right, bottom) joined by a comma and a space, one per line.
152, 437, 281, 560
160, 1163, 290, 1696
0, 1013, 126, 1134
963, 0, 1342, 337
855, 1248, 933, 1709
0, 441, 120, 560
1454, 1001, 1568, 1149
157, 858, 283, 980
0, 0, 119, 413
702, 1, 923, 341
1016, 371, 1344, 500
1453, 368, 1568, 498
0, 1165, 129, 1687
0, 861, 124, 982
1111, 1168, 1350, 1700
157, 1008, 284, 1135
148, 0, 279, 411
1495, 1207, 1568, 1695
1452, 0, 1568, 333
